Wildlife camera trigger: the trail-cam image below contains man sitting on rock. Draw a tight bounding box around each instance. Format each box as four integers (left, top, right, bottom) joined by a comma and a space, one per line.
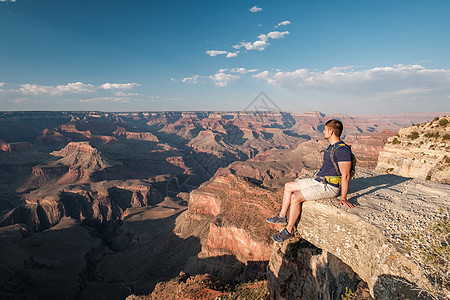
267, 119, 355, 242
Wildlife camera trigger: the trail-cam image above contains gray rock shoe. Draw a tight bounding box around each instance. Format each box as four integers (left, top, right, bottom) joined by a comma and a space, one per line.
271, 228, 294, 242
266, 214, 288, 225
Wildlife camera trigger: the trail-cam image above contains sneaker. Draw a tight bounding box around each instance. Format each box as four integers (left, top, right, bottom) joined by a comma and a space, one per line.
266, 214, 287, 225
271, 228, 294, 242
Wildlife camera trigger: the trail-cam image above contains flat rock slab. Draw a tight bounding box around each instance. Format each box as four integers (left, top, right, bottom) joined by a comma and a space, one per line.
294, 168, 449, 299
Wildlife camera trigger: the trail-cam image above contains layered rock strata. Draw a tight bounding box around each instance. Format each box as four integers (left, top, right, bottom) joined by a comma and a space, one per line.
2, 180, 163, 230
376, 116, 450, 183
174, 175, 282, 281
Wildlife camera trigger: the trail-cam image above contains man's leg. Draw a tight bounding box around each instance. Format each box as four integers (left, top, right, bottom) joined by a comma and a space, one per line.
271, 191, 306, 242
279, 181, 302, 218
285, 191, 306, 233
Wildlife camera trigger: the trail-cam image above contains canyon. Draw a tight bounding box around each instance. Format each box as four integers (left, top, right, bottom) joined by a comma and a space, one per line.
0, 111, 448, 299
377, 116, 450, 184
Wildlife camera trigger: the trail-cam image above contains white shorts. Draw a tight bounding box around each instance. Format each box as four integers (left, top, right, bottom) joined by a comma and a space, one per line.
294, 178, 340, 201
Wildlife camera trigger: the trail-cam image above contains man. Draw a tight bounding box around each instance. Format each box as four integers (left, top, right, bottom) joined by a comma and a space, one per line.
267, 119, 355, 242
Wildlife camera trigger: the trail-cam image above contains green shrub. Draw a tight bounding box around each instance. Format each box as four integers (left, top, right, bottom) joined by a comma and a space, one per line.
438, 118, 449, 127
392, 137, 401, 144
408, 131, 420, 140
443, 134, 450, 140
217, 280, 269, 300
443, 156, 450, 164
425, 132, 440, 138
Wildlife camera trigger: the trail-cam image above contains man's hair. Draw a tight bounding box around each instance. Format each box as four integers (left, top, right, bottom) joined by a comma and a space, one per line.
325, 119, 343, 137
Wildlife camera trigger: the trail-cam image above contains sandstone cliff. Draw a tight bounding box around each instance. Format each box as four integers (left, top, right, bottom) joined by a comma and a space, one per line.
268, 168, 449, 300
174, 175, 281, 281
376, 116, 450, 183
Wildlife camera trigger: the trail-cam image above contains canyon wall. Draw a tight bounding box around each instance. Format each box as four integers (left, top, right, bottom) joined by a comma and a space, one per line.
376, 116, 450, 183
174, 174, 280, 281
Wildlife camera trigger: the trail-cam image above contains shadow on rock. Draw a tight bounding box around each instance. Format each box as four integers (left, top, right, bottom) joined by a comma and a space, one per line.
184, 254, 268, 284
267, 239, 372, 300
0, 201, 203, 300
374, 274, 432, 300
83, 208, 201, 299
0, 220, 102, 300
349, 173, 411, 203
268, 238, 434, 300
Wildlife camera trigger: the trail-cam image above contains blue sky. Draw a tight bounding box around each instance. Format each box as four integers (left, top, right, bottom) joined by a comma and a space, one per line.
1, 0, 450, 114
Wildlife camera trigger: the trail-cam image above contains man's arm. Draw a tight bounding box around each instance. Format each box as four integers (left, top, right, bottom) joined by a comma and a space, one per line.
338, 161, 355, 208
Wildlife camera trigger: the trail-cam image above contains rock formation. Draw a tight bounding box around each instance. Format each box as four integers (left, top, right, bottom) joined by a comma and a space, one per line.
1, 110, 449, 299
174, 175, 280, 281
377, 116, 450, 183
268, 239, 372, 300
268, 168, 450, 299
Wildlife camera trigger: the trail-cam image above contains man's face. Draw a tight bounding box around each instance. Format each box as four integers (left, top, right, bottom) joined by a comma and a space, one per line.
323, 126, 333, 140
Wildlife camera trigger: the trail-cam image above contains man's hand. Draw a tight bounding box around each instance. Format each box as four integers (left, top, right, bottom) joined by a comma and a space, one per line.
340, 198, 355, 208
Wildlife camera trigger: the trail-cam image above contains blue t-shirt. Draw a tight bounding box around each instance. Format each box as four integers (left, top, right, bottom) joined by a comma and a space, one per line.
316, 141, 352, 177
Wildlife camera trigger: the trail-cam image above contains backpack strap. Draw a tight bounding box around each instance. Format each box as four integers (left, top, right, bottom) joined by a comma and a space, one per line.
329, 143, 350, 176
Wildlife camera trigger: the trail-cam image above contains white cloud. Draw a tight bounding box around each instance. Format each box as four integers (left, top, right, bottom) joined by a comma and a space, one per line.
100, 83, 140, 90
253, 64, 450, 100
0, 83, 4, 87
182, 69, 241, 87
11, 98, 28, 104
114, 91, 138, 97
206, 50, 228, 57
276, 20, 291, 27
165, 97, 183, 101
208, 71, 240, 87
0, 0, 16, 2
233, 31, 289, 52
229, 67, 259, 73
19, 82, 95, 96
182, 75, 202, 84
267, 31, 290, 39
233, 40, 269, 51
206, 50, 239, 58
17, 81, 139, 96
80, 97, 130, 103
249, 6, 262, 13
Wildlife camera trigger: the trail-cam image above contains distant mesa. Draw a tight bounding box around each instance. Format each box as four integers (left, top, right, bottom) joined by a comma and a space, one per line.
50, 141, 116, 171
